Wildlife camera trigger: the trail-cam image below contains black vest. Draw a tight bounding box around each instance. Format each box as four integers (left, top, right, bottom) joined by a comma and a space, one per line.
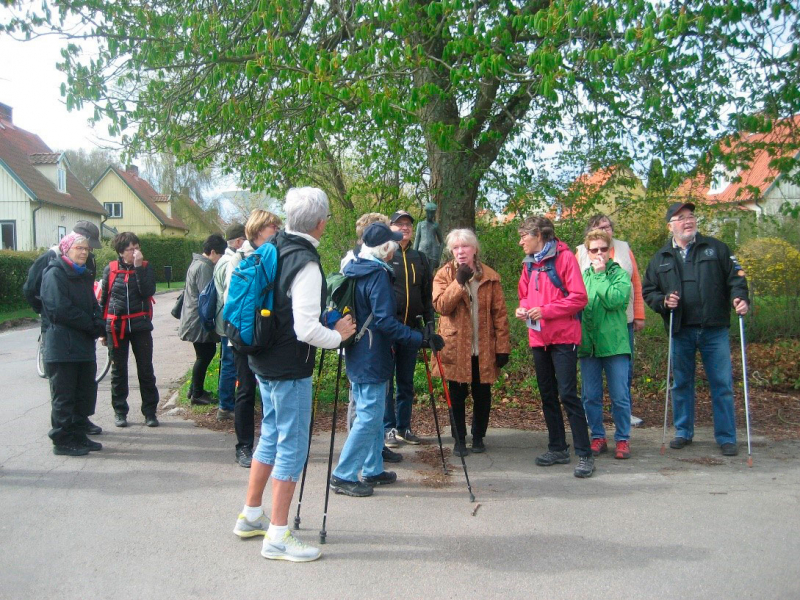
248, 231, 326, 380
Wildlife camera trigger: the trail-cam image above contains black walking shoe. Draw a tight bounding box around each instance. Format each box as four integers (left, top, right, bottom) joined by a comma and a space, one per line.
114, 414, 128, 428
574, 455, 595, 478
190, 392, 214, 406
235, 446, 253, 468
669, 437, 692, 449
382, 446, 403, 463
363, 471, 397, 486
145, 415, 159, 427
396, 429, 421, 445
471, 438, 486, 453
721, 443, 738, 456
453, 440, 469, 457
82, 420, 102, 436
535, 449, 571, 466
53, 442, 90, 457
329, 475, 373, 497
75, 435, 103, 452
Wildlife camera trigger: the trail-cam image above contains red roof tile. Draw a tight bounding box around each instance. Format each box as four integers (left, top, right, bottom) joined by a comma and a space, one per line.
103, 166, 188, 231
29, 152, 62, 165
0, 117, 106, 215
675, 115, 800, 205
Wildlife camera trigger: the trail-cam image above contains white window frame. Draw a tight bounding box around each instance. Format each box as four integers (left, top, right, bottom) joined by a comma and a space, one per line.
104, 202, 123, 218
58, 226, 67, 240
57, 164, 67, 193
1, 220, 17, 250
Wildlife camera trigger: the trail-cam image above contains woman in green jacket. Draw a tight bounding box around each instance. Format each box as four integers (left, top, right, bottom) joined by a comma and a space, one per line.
579, 229, 633, 459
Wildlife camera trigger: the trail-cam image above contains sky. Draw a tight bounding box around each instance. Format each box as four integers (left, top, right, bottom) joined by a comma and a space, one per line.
0, 33, 114, 151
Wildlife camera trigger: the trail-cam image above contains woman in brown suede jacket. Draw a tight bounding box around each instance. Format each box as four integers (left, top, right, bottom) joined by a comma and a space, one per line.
432, 228, 511, 457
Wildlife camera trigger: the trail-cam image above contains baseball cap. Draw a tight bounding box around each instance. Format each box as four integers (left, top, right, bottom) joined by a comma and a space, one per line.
389, 210, 415, 224
362, 222, 404, 247
225, 222, 246, 241
73, 220, 102, 249
665, 202, 695, 222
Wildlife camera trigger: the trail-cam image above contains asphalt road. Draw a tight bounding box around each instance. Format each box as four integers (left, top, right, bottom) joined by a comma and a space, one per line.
1, 289, 799, 599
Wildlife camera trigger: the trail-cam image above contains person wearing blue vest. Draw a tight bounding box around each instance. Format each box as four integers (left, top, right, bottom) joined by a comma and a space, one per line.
233, 187, 355, 562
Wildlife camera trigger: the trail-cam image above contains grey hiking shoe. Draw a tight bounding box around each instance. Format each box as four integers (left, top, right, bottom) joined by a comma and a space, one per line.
330, 475, 373, 497
385, 428, 401, 448
233, 511, 270, 538
396, 428, 421, 445
574, 455, 595, 478
261, 530, 321, 562
535, 449, 570, 466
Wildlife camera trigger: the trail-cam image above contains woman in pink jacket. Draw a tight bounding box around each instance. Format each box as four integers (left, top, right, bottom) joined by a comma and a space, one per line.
516, 216, 594, 478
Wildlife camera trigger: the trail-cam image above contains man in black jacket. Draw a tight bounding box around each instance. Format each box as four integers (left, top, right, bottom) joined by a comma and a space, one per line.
643, 202, 749, 456
100, 232, 159, 428
384, 210, 435, 449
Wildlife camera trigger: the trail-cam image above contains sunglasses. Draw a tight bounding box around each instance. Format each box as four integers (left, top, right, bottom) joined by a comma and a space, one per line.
588, 246, 609, 254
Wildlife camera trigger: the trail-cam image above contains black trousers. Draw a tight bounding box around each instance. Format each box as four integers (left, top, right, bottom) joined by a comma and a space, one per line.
110, 329, 159, 417
190, 342, 217, 397
232, 347, 258, 450
47, 361, 97, 445
447, 356, 492, 442
531, 345, 591, 457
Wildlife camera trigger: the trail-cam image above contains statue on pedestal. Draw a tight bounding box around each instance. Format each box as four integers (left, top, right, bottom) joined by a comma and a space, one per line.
413, 202, 443, 270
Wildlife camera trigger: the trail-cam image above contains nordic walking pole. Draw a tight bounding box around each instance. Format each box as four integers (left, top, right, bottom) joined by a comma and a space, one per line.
421, 348, 448, 475
319, 348, 344, 544
294, 349, 325, 530
739, 315, 753, 467
661, 307, 675, 455
432, 347, 475, 502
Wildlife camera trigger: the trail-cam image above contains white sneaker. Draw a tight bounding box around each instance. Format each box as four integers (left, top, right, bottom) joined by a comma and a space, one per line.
630, 415, 644, 428
261, 530, 322, 562
385, 428, 401, 448
233, 511, 270, 538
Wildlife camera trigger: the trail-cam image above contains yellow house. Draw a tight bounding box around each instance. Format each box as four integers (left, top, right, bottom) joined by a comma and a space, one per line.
91, 165, 189, 237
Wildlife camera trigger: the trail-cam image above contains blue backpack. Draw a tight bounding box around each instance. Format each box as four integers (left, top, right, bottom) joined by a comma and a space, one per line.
526, 251, 582, 321
223, 242, 278, 354
197, 278, 218, 332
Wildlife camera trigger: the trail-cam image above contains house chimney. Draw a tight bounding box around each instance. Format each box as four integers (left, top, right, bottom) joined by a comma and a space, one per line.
0, 102, 12, 123
126, 164, 139, 177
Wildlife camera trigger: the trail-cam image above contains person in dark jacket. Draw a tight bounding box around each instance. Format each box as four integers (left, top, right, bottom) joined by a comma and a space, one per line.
179, 234, 227, 405
24, 220, 103, 436
100, 232, 159, 428
234, 187, 355, 562
40, 232, 106, 456
384, 210, 435, 449
330, 222, 443, 498
643, 202, 749, 456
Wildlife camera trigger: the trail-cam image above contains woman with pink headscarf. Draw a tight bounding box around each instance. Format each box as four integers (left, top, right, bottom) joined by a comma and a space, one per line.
40, 232, 107, 456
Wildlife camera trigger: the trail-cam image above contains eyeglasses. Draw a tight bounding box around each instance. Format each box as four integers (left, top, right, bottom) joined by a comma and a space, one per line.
670, 214, 697, 224
122, 246, 140, 253
72, 246, 90, 253
394, 222, 413, 230
588, 246, 609, 254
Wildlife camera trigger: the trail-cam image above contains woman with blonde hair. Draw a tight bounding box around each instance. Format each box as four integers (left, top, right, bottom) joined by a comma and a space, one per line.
432, 228, 510, 456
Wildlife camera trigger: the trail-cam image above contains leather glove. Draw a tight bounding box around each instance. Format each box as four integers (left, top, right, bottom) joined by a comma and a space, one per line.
421, 328, 445, 352
495, 353, 509, 368
455, 263, 474, 285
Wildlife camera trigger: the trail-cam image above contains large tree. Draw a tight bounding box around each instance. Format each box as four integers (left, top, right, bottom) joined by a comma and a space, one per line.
5, 0, 799, 232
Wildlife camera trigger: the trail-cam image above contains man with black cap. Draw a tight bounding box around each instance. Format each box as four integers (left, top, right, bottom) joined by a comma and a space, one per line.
643, 202, 749, 456
384, 210, 435, 450
23, 220, 103, 435
213, 223, 247, 421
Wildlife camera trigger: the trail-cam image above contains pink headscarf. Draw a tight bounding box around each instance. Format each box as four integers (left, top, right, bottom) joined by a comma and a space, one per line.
59, 232, 86, 255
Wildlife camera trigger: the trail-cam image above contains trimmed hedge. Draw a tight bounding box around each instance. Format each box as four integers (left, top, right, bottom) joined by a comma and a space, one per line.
0, 234, 208, 310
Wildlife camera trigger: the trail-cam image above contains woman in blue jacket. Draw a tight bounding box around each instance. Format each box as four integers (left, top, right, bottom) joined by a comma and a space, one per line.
330, 223, 443, 497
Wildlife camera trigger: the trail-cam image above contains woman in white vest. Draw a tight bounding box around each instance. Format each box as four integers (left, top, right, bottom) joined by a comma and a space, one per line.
576, 214, 646, 427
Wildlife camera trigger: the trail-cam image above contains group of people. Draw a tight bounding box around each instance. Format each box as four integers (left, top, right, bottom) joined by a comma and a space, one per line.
28, 190, 749, 563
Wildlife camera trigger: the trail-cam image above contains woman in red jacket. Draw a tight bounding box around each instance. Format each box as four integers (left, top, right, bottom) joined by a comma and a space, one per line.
516, 216, 594, 478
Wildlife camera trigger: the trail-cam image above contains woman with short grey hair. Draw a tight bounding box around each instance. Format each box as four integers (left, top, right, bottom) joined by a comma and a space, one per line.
285, 187, 330, 233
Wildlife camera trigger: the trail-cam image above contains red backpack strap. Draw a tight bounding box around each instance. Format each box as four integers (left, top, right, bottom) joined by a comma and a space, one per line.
103, 261, 119, 321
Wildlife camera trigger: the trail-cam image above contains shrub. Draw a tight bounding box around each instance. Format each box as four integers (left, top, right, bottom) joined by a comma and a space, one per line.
0, 250, 38, 310
737, 237, 800, 297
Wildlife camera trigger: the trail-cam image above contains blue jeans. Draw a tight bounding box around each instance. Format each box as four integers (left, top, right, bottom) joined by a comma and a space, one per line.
671, 326, 737, 445
384, 343, 418, 432
217, 337, 236, 412
252, 376, 312, 482
627, 322, 635, 410
334, 381, 388, 481
580, 354, 631, 441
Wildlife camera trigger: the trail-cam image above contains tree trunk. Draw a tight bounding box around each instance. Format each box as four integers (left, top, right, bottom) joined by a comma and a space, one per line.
427, 143, 480, 234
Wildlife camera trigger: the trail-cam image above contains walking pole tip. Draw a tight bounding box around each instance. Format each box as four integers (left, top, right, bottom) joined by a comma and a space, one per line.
319, 530, 327, 544
747, 456, 753, 468
660, 443, 665, 455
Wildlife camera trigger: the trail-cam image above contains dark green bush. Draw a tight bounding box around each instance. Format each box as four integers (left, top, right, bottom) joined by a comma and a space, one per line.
0, 250, 38, 310
99, 234, 205, 283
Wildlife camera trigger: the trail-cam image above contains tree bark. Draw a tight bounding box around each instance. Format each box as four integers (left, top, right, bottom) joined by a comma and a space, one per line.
427, 142, 479, 234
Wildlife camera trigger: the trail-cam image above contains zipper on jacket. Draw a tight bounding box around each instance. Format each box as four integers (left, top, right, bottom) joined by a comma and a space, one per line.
402, 245, 410, 324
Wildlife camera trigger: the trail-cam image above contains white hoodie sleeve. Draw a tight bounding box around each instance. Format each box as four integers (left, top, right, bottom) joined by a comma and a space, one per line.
289, 262, 342, 349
